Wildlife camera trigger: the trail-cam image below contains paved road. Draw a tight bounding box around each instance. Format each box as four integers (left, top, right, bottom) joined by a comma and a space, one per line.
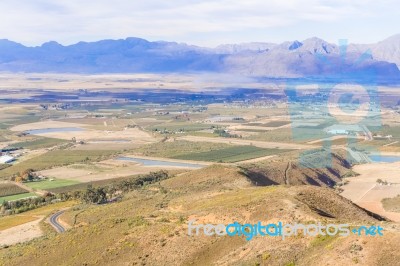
50, 211, 66, 233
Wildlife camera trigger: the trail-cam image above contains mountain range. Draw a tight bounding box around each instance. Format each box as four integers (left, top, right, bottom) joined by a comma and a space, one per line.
1, 35, 400, 79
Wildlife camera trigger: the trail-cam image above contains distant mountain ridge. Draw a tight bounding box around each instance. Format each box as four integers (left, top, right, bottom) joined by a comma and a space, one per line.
0, 35, 400, 78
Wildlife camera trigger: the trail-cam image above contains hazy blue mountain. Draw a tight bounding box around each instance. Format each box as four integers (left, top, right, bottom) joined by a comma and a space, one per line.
0, 36, 399, 79
370, 34, 400, 67
222, 37, 400, 79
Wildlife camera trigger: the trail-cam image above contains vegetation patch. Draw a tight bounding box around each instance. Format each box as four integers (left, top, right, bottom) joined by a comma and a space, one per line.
263, 121, 290, 127
172, 146, 291, 163
380, 125, 400, 139
0, 192, 37, 204
135, 140, 229, 158
382, 195, 400, 212
246, 121, 290, 127
310, 234, 336, 247
24, 179, 81, 190
150, 123, 213, 134
0, 150, 118, 179
0, 201, 77, 230
0, 183, 28, 197
8, 137, 67, 149
46, 175, 148, 194
246, 128, 294, 142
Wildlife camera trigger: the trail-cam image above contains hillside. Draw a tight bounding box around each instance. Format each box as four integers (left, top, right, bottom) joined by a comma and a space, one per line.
0, 160, 397, 266
239, 149, 353, 187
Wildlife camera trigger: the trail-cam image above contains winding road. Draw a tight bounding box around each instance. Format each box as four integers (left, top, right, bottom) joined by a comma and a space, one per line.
50, 211, 66, 233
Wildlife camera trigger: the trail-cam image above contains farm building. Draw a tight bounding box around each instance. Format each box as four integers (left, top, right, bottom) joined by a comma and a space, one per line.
0, 155, 15, 164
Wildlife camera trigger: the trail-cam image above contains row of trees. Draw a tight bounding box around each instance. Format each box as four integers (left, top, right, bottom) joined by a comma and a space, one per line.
61, 170, 170, 204
1, 171, 171, 215
213, 129, 242, 138
1, 192, 56, 215
13, 169, 37, 183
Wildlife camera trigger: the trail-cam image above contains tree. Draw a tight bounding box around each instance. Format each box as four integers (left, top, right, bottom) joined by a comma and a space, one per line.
21, 169, 35, 181
82, 186, 107, 204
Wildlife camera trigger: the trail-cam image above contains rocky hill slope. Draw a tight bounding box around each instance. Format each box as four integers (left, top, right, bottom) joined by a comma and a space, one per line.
1, 159, 397, 266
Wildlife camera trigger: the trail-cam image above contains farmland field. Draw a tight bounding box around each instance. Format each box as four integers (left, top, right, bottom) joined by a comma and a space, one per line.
149, 123, 213, 133
246, 127, 329, 143
172, 145, 291, 163
245, 121, 289, 127
0, 183, 28, 197
0, 192, 37, 203
135, 140, 229, 157
380, 125, 400, 138
47, 175, 141, 194
263, 121, 290, 127
8, 137, 67, 149
24, 179, 81, 190
234, 129, 267, 133
0, 150, 118, 179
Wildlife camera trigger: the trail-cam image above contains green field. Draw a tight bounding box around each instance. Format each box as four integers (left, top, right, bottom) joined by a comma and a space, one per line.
149, 123, 213, 133
380, 125, 400, 140
245, 128, 294, 142
0, 183, 29, 197
135, 140, 229, 157
0, 150, 118, 179
263, 121, 290, 127
172, 145, 292, 163
24, 179, 81, 190
9, 137, 67, 149
246, 127, 329, 143
0, 192, 37, 203
234, 129, 266, 133
0, 114, 42, 129
245, 121, 290, 127
47, 175, 137, 194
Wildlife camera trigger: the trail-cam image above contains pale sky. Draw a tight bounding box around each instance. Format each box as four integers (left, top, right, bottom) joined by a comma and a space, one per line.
0, 0, 398, 47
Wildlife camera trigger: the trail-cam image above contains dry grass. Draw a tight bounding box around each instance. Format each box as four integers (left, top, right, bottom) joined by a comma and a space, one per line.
382, 195, 400, 212
0, 215, 38, 231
